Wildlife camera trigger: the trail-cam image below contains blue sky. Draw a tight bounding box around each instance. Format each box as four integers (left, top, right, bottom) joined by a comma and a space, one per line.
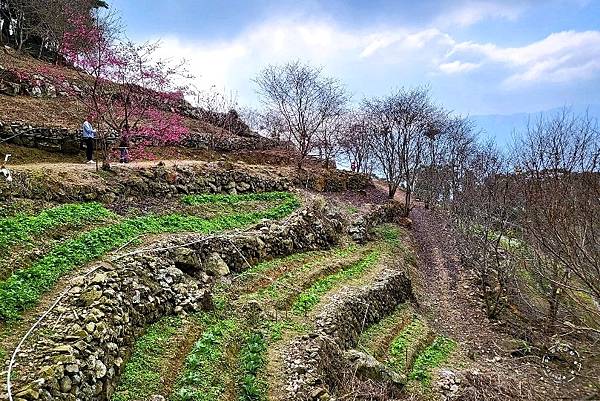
109, 0, 600, 116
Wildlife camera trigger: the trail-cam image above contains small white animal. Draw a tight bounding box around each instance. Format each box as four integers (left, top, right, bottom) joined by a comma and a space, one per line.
1, 154, 12, 182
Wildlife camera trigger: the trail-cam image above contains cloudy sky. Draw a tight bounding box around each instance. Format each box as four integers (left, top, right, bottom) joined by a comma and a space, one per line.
109, 0, 600, 116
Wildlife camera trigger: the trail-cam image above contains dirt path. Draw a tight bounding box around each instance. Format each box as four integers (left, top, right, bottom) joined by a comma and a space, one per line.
9, 159, 207, 172
409, 206, 565, 400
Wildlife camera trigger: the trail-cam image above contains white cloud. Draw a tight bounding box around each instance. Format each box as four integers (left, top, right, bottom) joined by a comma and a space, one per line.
446, 30, 600, 85
152, 18, 457, 102
438, 60, 481, 74
151, 14, 600, 107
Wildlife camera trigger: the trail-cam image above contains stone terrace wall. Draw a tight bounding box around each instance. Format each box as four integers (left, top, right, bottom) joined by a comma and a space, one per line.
283, 270, 413, 401
0, 122, 119, 154
293, 169, 372, 193
8, 256, 209, 401
0, 162, 374, 203
348, 201, 404, 243
165, 203, 344, 274
7, 201, 345, 401
0, 162, 291, 203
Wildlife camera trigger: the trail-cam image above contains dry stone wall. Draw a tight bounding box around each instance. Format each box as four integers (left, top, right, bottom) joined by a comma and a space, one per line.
6, 201, 345, 401
7, 256, 210, 401
0, 162, 374, 203
348, 201, 404, 243
0, 162, 291, 203
0, 122, 88, 154
283, 270, 413, 401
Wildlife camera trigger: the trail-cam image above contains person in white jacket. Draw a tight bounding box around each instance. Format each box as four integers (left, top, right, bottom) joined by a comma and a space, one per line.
82, 118, 97, 164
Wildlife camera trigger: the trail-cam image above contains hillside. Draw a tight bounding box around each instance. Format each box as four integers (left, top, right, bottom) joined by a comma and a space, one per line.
0, 28, 598, 401
0, 49, 283, 165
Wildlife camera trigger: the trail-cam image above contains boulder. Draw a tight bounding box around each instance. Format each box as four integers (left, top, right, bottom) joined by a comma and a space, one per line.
344, 350, 406, 386
204, 252, 230, 276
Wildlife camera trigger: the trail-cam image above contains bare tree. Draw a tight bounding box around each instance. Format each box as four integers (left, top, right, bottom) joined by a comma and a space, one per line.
453, 143, 518, 319
417, 115, 478, 208
254, 61, 348, 168
513, 109, 600, 332
365, 86, 441, 215
339, 111, 375, 174
315, 111, 346, 169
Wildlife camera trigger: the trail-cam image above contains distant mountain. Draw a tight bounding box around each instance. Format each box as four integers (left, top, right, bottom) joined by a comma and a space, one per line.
471, 104, 600, 150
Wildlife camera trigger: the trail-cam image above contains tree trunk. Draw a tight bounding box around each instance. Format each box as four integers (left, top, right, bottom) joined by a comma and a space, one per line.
388, 184, 396, 199
404, 189, 412, 217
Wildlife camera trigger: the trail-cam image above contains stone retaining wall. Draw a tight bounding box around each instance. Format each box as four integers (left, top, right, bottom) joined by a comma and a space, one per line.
164, 206, 344, 274
292, 169, 372, 193
283, 270, 413, 401
6, 201, 345, 401
7, 256, 209, 401
0, 162, 291, 203
0, 122, 118, 154
0, 162, 374, 203
348, 201, 404, 243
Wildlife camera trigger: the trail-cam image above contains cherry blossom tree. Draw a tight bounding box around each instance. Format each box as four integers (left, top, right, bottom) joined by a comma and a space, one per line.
40, 8, 190, 167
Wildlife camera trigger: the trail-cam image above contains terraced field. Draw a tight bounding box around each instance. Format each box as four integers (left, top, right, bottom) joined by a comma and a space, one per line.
107, 225, 457, 401
0, 192, 299, 356
1, 182, 459, 401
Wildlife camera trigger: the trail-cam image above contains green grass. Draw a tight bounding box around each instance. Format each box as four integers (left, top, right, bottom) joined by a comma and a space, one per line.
112, 316, 182, 401
238, 332, 268, 401
257, 245, 358, 303
238, 250, 326, 282
172, 317, 240, 401
0, 193, 300, 321
358, 305, 411, 355
388, 316, 427, 372
373, 224, 402, 246
409, 335, 456, 385
0, 202, 115, 254
182, 192, 295, 206
291, 250, 380, 315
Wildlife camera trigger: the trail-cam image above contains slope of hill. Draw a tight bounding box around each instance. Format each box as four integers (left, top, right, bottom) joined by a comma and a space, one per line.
0, 49, 281, 162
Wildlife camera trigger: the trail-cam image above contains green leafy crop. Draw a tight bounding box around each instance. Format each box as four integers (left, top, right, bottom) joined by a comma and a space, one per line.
239, 332, 267, 401
388, 316, 426, 372
292, 250, 380, 315
0, 202, 114, 253
409, 335, 456, 385
0, 192, 300, 321
112, 316, 182, 401
173, 318, 239, 401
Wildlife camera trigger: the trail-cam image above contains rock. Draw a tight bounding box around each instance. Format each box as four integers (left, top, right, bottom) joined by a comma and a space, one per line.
150, 396, 165, 401
310, 387, 329, 400
204, 252, 230, 276
94, 360, 107, 379
30, 86, 42, 97
60, 376, 72, 393
91, 272, 108, 284
65, 364, 79, 373
173, 247, 200, 271
344, 350, 406, 386
85, 322, 96, 333
15, 387, 39, 400
80, 288, 102, 305
51, 345, 73, 354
